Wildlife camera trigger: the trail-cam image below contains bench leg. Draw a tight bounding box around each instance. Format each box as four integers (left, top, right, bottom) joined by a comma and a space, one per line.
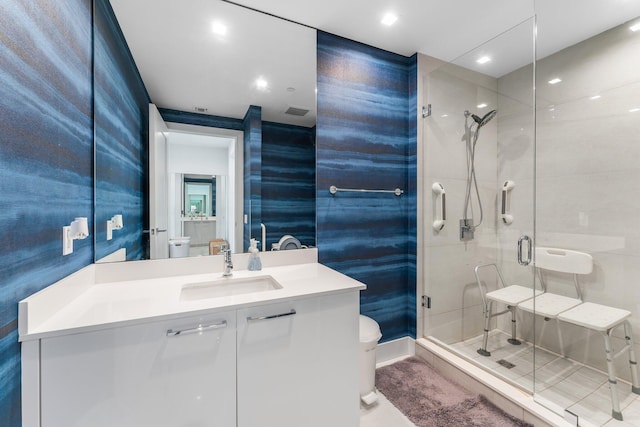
555, 319, 566, 358
507, 305, 521, 345
603, 331, 624, 421
623, 320, 640, 394
478, 301, 493, 357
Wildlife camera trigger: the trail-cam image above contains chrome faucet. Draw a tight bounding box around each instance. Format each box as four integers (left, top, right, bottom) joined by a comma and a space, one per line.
222, 247, 233, 277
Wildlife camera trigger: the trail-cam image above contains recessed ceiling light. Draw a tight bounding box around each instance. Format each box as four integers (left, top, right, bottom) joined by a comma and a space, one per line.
441, 114, 448, 118
255, 78, 268, 90
477, 103, 488, 109
548, 78, 562, 85
590, 95, 601, 100
476, 56, 491, 64
381, 13, 398, 26
630, 108, 640, 113
630, 22, 640, 32
211, 21, 227, 36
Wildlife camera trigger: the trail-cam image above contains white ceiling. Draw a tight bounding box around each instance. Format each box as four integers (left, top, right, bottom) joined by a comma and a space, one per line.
110, 0, 640, 127
110, 0, 317, 127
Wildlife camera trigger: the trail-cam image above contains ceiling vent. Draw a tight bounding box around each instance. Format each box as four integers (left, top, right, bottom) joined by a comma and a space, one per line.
285, 106, 310, 116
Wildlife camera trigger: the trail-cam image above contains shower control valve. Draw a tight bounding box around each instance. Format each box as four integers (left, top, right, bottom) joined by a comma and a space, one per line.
460, 219, 475, 241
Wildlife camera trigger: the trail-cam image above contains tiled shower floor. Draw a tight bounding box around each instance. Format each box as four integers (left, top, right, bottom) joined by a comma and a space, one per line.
450, 330, 640, 426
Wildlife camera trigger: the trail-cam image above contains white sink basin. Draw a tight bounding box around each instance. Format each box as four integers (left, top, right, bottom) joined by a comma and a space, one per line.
180, 275, 282, 301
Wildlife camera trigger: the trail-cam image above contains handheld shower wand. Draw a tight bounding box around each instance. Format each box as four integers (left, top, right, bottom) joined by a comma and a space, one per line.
460, 109, 497, 241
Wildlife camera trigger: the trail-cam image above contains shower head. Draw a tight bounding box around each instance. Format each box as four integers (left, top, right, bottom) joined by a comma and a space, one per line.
471, 110, 497, 128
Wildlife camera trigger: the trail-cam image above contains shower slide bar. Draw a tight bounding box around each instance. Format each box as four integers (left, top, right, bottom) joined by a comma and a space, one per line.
329, 185, 403, 196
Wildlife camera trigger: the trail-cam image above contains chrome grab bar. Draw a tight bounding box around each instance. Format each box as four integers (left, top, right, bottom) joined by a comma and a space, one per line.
247, 309, 296, 322
329, 185, 403, 196
166, 320, 227, 337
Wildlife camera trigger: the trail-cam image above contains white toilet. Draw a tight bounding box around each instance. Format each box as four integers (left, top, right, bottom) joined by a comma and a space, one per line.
169, 237, 191, 258
359, 315, 382, 405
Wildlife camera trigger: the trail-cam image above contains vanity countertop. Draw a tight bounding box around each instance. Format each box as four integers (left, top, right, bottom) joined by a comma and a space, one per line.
18, 250, 366, 341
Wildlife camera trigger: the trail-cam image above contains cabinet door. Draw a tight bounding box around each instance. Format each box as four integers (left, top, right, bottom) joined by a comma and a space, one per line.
237, 292, 360, 427
40, 310, 236, 427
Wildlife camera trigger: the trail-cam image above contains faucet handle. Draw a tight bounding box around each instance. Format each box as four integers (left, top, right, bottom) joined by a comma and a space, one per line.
221, 246, 233, 277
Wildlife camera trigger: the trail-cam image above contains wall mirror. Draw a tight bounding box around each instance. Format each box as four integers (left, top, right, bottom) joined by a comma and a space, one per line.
95, 0, 317, 262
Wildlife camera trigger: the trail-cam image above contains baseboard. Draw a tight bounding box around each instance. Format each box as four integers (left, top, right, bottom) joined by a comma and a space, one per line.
376, 336, 415, 367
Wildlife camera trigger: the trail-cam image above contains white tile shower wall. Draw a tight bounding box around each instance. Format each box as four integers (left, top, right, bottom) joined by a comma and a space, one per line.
497, 18, 640, 380
420, 53, 499, 344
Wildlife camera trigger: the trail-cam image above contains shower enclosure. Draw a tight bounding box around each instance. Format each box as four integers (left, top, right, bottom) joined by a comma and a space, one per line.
421, 9, 640, 426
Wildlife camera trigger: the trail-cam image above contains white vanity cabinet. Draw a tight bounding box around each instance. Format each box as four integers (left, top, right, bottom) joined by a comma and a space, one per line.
237, 292, 359, 427
21, 259, 365, 427
39, 310, 237, 427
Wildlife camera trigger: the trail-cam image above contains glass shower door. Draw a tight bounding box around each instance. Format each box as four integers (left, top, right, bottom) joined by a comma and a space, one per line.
422, 4, 640, 426
421, 16, 538, 394
531, 10, 640, 425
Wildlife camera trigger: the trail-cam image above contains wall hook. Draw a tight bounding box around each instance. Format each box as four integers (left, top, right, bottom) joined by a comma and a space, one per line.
63, 217, 89, 255
107, 214, 123, 240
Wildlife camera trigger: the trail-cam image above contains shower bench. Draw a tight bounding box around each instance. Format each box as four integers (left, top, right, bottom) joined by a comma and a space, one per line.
475, 247, 640, 421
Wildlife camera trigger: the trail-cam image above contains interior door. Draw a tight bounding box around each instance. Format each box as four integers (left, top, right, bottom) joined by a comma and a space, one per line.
149, 103, 169, 259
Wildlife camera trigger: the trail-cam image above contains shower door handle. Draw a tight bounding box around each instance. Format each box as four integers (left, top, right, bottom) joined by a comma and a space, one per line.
517, 235, 532, 266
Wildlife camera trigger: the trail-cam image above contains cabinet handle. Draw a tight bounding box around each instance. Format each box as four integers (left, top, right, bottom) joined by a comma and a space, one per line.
247, 309, 296, 322
166, 320, 227, 337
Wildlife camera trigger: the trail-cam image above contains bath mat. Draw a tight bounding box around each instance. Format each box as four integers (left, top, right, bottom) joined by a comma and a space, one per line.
375, 357, 532, 427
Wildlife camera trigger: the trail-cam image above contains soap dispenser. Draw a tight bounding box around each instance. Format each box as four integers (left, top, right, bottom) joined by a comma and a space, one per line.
248, 238, 262, 271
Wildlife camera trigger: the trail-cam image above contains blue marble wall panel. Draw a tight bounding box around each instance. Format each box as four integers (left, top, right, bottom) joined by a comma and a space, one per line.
243, 106, 262, 251
407, 56, 418, 337
0, 1, 93, 424
160, 108, 243, 131
94, 0, 150, 261
316, 32, 416, 342
262, 122, 316, 250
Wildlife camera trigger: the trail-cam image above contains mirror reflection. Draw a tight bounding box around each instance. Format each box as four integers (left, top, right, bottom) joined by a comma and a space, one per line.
164, 125, 240, 256
184, 177, 216, 218
95, 0, 317, 262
